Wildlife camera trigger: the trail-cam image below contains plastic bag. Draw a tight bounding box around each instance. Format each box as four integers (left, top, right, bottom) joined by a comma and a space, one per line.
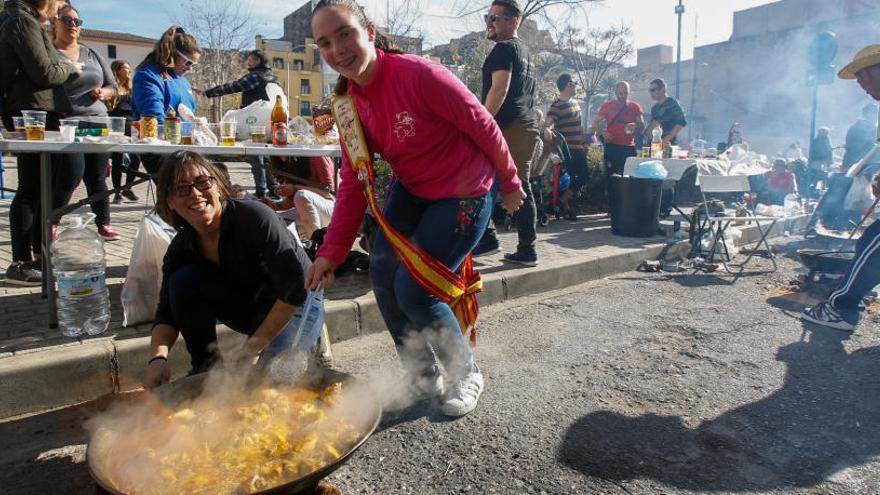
844, 175, 875, 212
121, 215, 176, 327
633, 160, 668, 180
219, 83, 288, 140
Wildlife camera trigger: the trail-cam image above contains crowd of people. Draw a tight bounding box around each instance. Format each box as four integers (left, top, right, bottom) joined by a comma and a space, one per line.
2, 0, 878, 422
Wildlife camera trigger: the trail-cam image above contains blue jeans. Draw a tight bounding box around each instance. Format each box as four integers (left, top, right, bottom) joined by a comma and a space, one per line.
168, 263, 323, 372
369, 182, 492, 379
248, 156, 277, 194
828, 219, 880, 323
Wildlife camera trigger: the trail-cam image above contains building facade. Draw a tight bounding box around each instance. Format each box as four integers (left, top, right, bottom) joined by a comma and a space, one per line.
79, 29, 154, 67
255, 36, 323, 117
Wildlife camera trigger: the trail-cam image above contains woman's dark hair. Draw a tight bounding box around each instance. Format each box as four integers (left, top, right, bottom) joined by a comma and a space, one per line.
312, 0, 402, 95
154, 151, 235, 231
247, 49, 268, 66
136, 26, 201, 75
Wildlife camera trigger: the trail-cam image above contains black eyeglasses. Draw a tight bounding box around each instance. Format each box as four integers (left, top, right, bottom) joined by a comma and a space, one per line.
484, 13, 511, 23
59, 15, 83, 27
648, 87, 660, 92
172, 176, 215, 197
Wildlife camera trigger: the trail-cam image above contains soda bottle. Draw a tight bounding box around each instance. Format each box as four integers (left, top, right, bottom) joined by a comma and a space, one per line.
51, 213, 110, 337
651, 126, 663, 159
271, 95, 288, 146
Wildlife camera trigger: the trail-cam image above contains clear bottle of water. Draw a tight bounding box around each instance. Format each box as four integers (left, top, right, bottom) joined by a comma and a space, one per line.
51, 213, 110, 337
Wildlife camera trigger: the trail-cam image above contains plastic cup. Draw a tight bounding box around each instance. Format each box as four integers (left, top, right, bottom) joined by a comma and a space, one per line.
181, 121, 194, 145
22, 110, 47, 140
58, 119, 79, 142
250, 125, 266, 144
11, 116, 26, 139
220, 120, 236, 146
107, 116, 126, 135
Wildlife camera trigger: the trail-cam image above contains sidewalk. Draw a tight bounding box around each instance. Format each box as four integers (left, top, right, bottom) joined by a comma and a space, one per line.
0, 156, 800, 419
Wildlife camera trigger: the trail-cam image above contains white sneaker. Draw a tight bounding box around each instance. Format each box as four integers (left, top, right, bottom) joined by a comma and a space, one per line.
441, 366, 483, 417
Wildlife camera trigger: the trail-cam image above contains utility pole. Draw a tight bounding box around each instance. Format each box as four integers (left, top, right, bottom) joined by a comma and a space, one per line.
688, 15, 698, 142
675, 0, 685, 100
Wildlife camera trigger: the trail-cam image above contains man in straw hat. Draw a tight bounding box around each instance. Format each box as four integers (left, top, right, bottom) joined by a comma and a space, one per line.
801, 45, 880, 332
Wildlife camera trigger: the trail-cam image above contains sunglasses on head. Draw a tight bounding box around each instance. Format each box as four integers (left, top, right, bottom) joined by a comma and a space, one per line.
484, 13, 511, 23
172, 176, 215, 197
59, 15, 83, 27
176, 50, 198, 68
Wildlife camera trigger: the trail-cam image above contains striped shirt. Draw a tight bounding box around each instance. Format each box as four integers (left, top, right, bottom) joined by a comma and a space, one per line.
547, 98, 586, 150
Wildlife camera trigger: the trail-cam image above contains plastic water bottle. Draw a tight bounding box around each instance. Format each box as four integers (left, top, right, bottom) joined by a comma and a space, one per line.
651, 127, 663, 159
51, 213, 110, 337
783, 193, 799, 236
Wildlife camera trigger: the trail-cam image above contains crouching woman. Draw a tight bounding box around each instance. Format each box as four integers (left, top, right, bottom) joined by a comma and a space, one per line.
143, 150, 318, 388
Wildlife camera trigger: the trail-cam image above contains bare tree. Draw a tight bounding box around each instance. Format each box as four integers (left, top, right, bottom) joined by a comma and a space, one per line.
384, 0, 423, 40
556, 24, 633, 121
173, 0, 258, 120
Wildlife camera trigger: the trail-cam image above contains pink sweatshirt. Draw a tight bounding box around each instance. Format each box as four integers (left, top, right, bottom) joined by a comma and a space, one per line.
317, 49, 521, 266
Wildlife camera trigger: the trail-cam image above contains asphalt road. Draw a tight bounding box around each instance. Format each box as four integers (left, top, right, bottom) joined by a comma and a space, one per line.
2, 243, 879, 494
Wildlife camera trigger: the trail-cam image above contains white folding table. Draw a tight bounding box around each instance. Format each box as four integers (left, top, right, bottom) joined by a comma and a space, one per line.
0, 139, 341, 328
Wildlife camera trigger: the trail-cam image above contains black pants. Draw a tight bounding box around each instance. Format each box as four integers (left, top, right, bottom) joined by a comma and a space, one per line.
51, 121, 111, 229
168, 263, 271, 372
567, 147, 590, 195
110, 152, 141, 191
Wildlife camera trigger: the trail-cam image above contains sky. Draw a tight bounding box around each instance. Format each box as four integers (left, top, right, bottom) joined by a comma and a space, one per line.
78, 0, 778, 64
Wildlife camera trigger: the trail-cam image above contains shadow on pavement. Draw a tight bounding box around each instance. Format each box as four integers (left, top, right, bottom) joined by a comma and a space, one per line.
559, 326, 880, 491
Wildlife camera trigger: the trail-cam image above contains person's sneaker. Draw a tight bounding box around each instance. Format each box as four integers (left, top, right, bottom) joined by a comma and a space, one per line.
98, 225, 121, 241
112, 194, 124, 204
503, 251, 538, 267
472, 235, 500, 257
5, 262, 42, 286
566, 211, 578, 221
441, 366, 484, 417
801, 302, 857, 331
266, 191, 282, 201
121, 189, 139, 201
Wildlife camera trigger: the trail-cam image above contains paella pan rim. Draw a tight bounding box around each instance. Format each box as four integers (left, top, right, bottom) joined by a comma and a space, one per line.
86, 369, 382, 495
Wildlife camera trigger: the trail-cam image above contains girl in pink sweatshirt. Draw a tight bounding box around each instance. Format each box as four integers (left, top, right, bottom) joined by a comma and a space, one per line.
306, 0, 525, 417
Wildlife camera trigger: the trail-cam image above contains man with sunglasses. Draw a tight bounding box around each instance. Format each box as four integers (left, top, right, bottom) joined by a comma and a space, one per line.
645, 78, 686, 216
474, 0, 540, 267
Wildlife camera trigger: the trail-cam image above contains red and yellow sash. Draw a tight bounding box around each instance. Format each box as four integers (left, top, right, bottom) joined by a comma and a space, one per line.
332, 95, 482, 345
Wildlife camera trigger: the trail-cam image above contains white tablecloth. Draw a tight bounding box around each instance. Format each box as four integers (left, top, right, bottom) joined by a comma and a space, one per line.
623, 157, 769, 181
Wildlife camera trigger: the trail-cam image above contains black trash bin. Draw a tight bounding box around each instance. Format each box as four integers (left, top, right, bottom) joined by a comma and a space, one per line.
608, 175, 663, 237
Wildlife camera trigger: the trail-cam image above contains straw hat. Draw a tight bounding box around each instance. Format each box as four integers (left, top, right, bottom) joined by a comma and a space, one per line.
838, 45, 880, 79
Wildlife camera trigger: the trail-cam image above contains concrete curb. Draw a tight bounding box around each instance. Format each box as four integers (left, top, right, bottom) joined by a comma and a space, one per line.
0, 216, 808, 420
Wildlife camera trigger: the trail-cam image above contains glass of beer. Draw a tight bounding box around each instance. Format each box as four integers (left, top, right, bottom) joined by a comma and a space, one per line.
250, 125, 266, 144
22, 110, 47, 141
181, 121, 194, 145
220, 120, 236, 146
12, 116, 26, 139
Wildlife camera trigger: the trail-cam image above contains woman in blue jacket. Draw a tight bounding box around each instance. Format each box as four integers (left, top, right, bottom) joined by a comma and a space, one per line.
132, 26, 200, 174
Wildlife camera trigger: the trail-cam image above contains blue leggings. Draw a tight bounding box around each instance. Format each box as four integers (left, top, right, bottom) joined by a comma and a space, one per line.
369, 182, 492, 380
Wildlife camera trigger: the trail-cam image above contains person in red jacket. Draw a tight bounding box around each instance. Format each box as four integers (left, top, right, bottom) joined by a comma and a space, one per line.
306, 0, 525, 417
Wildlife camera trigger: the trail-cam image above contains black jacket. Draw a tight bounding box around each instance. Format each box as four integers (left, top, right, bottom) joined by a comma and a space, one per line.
0, 0, 75, 118
204, 64, 278, 108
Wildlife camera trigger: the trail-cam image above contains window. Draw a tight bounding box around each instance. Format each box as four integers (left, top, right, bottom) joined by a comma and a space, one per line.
300, 79, 311, 95
300, 101, 311, 116
273, 57, 284, 69
292, 59, 304, 71
107, 45, 117, 59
